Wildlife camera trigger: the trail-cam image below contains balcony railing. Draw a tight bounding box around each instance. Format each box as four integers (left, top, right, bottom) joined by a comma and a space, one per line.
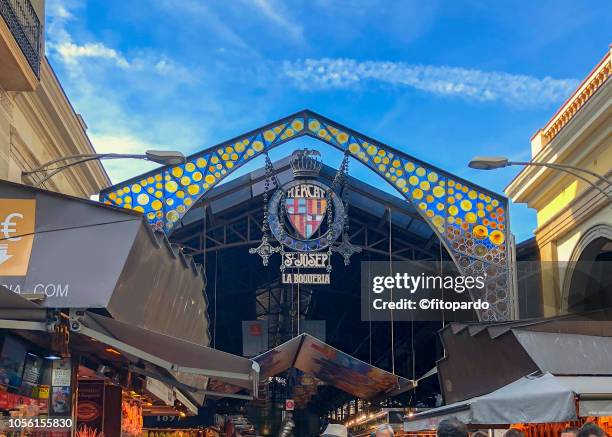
0, 0, 42, 78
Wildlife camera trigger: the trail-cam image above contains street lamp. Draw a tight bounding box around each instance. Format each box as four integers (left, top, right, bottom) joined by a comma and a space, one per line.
23, 150, 186, 187
468, 156, 612, 202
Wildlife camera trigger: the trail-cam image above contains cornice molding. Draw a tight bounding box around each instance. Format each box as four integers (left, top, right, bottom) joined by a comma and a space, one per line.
538, 49, 611, 147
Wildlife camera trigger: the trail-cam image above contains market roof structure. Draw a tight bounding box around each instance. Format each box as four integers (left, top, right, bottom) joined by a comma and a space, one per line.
100, 109, 514, 322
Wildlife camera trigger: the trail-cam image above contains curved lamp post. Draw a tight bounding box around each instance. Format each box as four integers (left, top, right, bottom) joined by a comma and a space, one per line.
23, 150, 186, 187
468, 156, 612, 203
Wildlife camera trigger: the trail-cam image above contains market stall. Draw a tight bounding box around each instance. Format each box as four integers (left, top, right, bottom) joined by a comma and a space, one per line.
0, 181, 261, 437
0, 286, 259, 437
348, 409, 406, 437
404, 312, 612, 437
0, 331, 72, 436
0, 286, 74, 437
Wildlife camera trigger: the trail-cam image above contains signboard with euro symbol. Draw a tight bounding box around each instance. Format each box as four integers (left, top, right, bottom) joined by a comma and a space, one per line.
0, 199, 35, 276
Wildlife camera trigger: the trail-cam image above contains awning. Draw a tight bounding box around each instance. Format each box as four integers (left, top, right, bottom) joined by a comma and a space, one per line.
404, 373, 612, 431
0, 287, 258, 401
556, 376, 612, 418
70, 310, 259, 399
437, 310, 612, 404
0, 180, 208, 345
253, 333, 414, 399
0, 285, 47, 324
513, 330, 612, 375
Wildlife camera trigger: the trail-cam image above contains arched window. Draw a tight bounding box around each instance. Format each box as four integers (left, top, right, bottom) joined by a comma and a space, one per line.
564, 224, 612, 313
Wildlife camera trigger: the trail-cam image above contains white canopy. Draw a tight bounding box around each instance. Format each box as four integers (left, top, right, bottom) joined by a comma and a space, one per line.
404, 373, 612, 431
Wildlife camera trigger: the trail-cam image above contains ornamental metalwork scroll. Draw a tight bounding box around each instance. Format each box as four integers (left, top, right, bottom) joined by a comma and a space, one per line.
99, 110, 514, 321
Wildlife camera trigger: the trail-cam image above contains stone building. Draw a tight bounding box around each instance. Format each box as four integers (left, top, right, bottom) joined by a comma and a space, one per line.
1, 0, 109, 197
506, 47, 611, 316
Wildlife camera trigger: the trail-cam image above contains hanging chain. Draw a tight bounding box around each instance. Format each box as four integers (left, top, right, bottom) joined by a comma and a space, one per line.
262, 152, 275, 238
325, 152, 350, 272
330, 151, 361, 266
278, 190, 287, 272
342, 153, 350, 235
331, 152, 349, 191
249, 152, 280, 266
325, 187, 334, 272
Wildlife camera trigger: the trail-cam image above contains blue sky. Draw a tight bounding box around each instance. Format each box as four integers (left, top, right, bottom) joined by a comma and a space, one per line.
45, 0, 611, 242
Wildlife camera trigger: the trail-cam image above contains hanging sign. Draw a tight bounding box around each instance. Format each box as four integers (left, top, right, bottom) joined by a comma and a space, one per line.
22, 354, 43, 385
242, 320, 269, 357
51, 358, 71, 386
250, 149, 360, 284
77, 381, 104, 431
0, 199, 36, 276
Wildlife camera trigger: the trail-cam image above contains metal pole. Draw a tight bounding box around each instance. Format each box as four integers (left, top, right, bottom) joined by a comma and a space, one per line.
509, 161, 612, 202
23, 153, 146, 175
29, 155, 149, 187
509, 161, 612, 188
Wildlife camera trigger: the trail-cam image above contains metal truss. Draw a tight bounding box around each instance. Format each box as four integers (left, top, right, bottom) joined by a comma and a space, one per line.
178, 205, 440, 262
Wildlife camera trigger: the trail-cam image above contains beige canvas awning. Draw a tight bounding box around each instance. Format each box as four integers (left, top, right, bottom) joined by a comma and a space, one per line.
70, 310, 259, 399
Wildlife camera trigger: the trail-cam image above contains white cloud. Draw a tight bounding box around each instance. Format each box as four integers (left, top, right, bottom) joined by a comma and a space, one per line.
250, 0, 304, 43
280, 58, 579, 106
55, 42, 130, 67
50, 39, 189, 78
46, 0, 188, 77
51, 3, 72, 19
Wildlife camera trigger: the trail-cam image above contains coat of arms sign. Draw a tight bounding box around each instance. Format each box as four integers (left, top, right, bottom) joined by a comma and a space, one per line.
250, 149, 360, 284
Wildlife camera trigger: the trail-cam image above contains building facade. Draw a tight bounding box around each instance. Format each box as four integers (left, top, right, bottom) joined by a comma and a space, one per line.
0, 0, 109, 197
506, 47, 611, 316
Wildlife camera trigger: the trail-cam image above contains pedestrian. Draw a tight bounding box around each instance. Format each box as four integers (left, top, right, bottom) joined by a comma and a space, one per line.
437, 417, 469, 437
561, 427, 579, 437
504, 429, 526, 437
577, 423, 606, 437
322, 424, 348, 437
375, 424, 394, 437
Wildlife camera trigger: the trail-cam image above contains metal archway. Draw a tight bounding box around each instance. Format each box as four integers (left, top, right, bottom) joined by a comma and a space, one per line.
100, 110, 514, 320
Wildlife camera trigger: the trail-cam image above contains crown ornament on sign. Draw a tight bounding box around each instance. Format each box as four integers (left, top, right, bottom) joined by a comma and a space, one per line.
290, 149, 322, 178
